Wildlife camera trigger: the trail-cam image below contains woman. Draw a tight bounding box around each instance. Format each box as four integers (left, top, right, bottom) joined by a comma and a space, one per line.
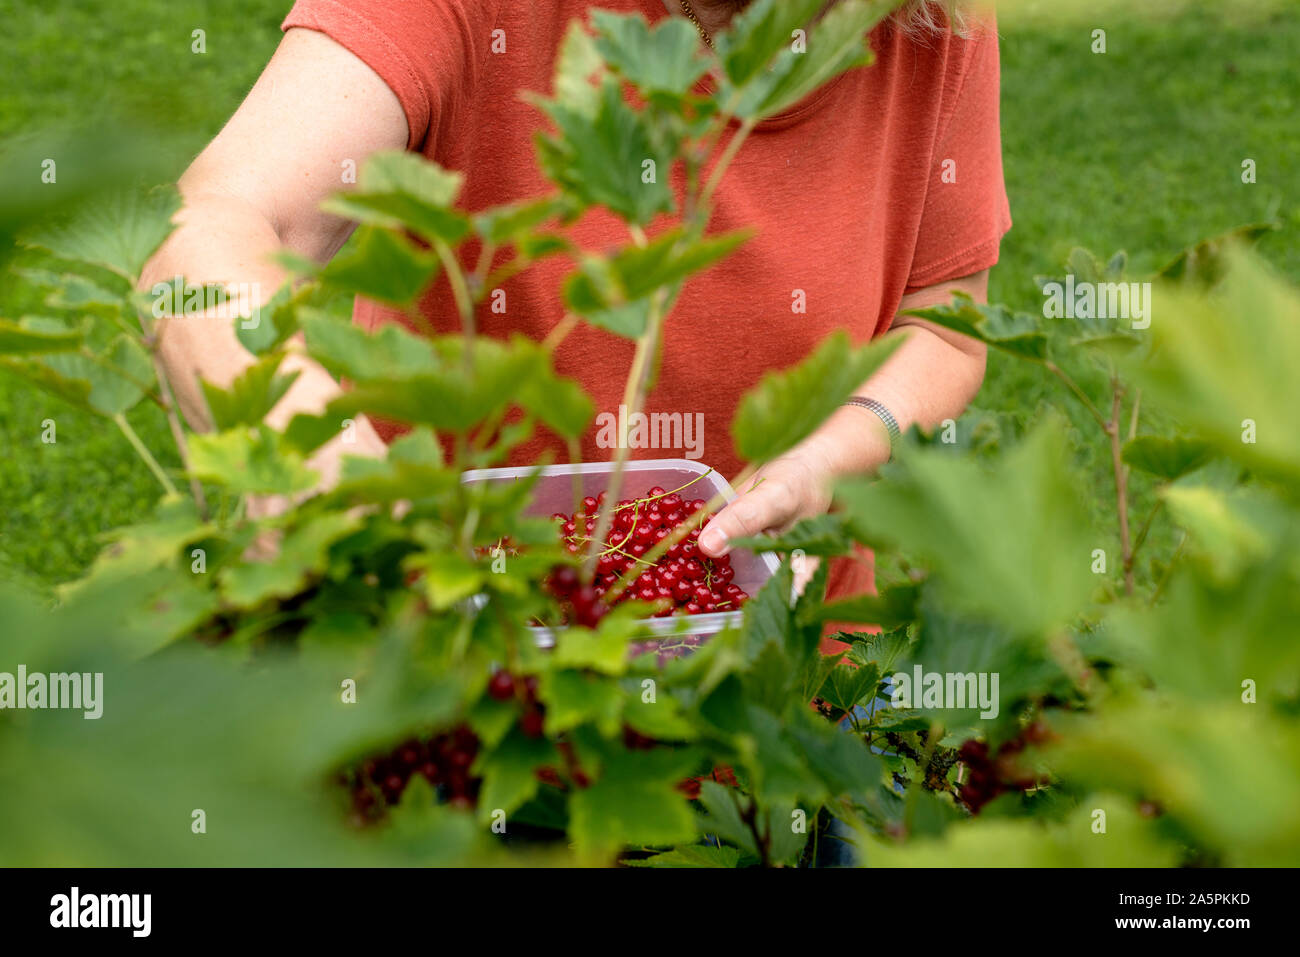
145, 0, 1010, 607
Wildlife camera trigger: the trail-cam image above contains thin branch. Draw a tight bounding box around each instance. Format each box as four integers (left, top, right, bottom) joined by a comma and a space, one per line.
434, 239, 475, 373
1043, 360, 1109, 430
1107, 380, 1134, 596
113, 412, 178, 497
1131, 498, 1163, 563
582, 287, 665, 580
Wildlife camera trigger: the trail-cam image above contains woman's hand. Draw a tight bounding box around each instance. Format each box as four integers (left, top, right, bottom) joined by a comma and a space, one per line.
697, 451, 835, 559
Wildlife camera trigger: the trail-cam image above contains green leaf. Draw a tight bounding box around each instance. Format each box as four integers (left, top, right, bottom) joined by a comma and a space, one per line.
563, 228, 750, 331
716, 0, 825, 88
743, 0, 889, 119
541, 670, 624, 738
38, 332, 153, 415
1130, 250, 1300, 483
201, 352, 299, 431
820, 661, 881, 713
473, 196, 570, 244
818, 583, 921, 631
903, 291, 1048, 361
1053, 704, 1300, 865
622, 691, 698, 742
513, 342, 594, 439
859, 796, 1179, 867
591, 11, 710, 96
322, 152, 468, 243
0, 316, 84, 354
1122, 435, 1215, 481
412, 551, 486, 611
695, 780, 759, 856
552, 615, 637, 675
846, 625, 913, 673
732, 329, 898, 464
475, 727, 554, 824
302, 311, 439, 382
323, 336, 542, 432
549, 21, 604, 118
731, 513, 855, 558
317, 225, 438, 305
626, 844, 741, 868
1159, 485, 1295, 586
568, 748, 697, 858
534, 76, 676, 226
388, 426, 443, 467
1157, 222, 1277, 286
219, 511, 361, 606
838, 421, 1095, 637
235, 283, 300, 356
569, 299, 652, 338
188, 425, 319, 497
29, 186, 180, 280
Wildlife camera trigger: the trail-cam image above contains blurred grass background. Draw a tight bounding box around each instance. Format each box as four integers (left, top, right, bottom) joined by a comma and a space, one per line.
0, 0, 1296, 593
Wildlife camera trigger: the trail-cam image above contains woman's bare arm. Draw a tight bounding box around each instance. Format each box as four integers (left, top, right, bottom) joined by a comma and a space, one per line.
141, 28, 411, 473
698, 269, 990, 557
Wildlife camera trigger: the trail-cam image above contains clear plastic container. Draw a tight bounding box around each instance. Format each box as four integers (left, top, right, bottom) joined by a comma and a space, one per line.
460, 458, 779, 649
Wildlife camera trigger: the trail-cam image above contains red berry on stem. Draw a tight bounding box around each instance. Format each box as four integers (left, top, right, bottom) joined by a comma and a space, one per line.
521, 707, 545, 738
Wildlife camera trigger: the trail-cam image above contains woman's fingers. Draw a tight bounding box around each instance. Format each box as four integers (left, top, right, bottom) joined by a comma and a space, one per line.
698, 476, 797, 558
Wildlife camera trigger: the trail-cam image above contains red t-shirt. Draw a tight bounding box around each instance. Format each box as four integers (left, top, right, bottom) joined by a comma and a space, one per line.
280, 0, 1012, 603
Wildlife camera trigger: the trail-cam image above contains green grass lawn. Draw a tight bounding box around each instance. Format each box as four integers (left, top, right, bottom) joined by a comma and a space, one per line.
1, 1, 1296, 593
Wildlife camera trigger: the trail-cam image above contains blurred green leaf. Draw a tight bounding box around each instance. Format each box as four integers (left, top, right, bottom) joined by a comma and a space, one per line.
904, 291, 1048, 361
323, 152, 468, 244
1122, 434, 1214, 480
1132, 250, 1300, 484
839, 422, 1095, 636
220, 512, 361, 607
28, 187, 180, 281
201, 352, 299, 431
592, 10, 710, 95
317, 225, 438, 305
732, 330, 898, 464
0, 316, 84, 354
188, 425, 318, 497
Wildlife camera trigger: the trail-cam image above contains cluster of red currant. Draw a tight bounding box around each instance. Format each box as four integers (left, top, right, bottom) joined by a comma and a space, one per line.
345, 725, 480, 822
548, 485, 749, 627
957, 720, 1053, 813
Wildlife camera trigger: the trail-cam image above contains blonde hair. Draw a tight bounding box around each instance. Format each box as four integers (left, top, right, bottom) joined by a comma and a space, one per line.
890, 1, 973, 38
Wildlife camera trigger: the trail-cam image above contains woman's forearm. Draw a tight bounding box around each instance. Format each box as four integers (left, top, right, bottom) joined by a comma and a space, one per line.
793, 321, 987, 479
141, 191, 340, 432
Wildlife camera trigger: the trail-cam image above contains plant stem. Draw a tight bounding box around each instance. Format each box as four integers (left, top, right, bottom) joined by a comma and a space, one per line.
435, 239, 475, 373
542, 312, 580, 353
1043, 360, 1108, 429
583, 288, 665, 580
902, 722, 942, 837
698, 117, 756, 219
138, 314, 209, 518
1107, 379, 1135, 596
737, 792, 772, 868
1131, 498, 1163, 563
112, 413, 178, 496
